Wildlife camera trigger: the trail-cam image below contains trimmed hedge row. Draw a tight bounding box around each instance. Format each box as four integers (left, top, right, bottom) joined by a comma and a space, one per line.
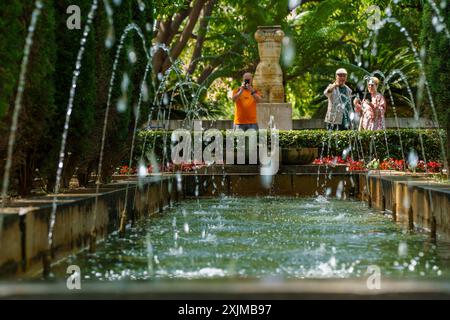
278, 129, 445, 162
135, 129, 446, 163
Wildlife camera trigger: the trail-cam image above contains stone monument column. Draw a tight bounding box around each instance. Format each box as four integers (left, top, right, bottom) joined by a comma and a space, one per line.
253, 26, 292, 130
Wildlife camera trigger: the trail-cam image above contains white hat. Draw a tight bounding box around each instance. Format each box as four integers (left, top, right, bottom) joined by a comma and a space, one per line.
336, 68, 348, 75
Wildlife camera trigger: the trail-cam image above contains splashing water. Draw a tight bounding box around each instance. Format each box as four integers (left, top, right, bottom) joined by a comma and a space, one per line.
92, 23, 150, 238
52, 197, 450, 281
120, 61, 152, 220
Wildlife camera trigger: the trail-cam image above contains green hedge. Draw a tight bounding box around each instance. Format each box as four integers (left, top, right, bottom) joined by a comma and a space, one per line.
277, 129, 445, 162
135, 129, 446, 163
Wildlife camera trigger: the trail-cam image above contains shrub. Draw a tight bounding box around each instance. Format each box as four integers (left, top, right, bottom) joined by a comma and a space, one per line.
135, 129, 446, 164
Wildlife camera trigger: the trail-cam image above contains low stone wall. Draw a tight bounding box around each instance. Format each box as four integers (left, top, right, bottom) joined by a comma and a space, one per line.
149, 118, 437, 130
2, 279, 450, 299
359, 172, 450, 238
0, 176, 179, 277
183, 172, 358, 198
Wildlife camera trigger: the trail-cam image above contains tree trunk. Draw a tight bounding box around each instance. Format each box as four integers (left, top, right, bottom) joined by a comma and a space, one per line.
76, 160, 96, 187
187, 0, 216, 75
152, 8, 192, 75
197, 62, 219, 85
152, 20, 172, 75
167, 8, 192, 45
18, 152, 35, 197
161, 0, 207, 72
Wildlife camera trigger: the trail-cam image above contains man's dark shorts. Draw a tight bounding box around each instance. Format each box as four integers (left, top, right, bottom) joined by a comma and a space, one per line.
233, 123, 259, 131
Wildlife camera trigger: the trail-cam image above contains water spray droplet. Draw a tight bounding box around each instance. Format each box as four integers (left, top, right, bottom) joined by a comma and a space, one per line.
117, 96, 127, 113
121, 73, 130, 93
398, 241, 408, 257
128, 50, 137, 64
138, 162, 147, 177
282, 36, 295, 67
408, 149, 418, 170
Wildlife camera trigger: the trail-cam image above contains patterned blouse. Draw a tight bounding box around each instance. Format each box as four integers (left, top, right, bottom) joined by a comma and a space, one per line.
355, 93, 386, 130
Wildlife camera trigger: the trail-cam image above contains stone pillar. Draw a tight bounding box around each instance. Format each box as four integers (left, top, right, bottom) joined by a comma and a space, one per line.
253, 26, 292, 130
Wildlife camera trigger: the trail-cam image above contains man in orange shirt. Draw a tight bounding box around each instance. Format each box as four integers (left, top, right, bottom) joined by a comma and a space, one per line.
231, 72, 262, 130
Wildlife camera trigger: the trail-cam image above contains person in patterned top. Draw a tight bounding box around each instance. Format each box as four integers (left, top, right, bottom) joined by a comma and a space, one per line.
353, 77, 386, 131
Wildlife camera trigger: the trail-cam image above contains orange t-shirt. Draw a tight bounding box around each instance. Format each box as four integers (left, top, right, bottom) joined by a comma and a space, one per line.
232, 88, 259, 124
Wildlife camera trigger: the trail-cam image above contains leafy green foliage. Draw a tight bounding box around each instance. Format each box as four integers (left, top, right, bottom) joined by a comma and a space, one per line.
0, 1, 24, 117
421, 1, 450, 167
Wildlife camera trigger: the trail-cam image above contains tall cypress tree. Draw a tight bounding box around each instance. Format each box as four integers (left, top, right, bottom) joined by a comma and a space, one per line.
0, 1, 25, 194
42, 0, 97, 189
0, 0, 57, 196
0, 0, 156, 195
76, 0, 113, 186
0, 1, 24, 119
99, 0, 156, 179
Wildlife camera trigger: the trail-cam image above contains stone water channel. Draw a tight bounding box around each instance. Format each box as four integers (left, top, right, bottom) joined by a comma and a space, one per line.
0, 168, 450, 298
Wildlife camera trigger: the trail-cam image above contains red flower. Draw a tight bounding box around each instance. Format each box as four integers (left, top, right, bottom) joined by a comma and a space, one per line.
427, 161, 442, 173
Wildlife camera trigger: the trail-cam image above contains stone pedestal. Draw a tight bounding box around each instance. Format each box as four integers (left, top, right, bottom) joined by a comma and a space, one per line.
256, 103, 292, 130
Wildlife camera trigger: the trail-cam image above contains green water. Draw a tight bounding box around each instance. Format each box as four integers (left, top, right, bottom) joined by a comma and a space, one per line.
56, 197, 450, 281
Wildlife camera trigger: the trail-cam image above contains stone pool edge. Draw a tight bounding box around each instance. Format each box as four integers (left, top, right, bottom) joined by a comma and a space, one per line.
0, 170, 449, 279
0, 176, 179, 277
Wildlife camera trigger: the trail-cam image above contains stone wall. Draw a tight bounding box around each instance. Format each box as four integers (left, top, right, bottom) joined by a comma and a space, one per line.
0, 177, 178, 277
183, 172, 358, 198
148, 118, 437, 130
359, 173, 450, 238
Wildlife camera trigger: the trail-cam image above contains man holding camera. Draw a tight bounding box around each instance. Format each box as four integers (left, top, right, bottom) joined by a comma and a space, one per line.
231, 72, 262, 130
324, 68, 353, 131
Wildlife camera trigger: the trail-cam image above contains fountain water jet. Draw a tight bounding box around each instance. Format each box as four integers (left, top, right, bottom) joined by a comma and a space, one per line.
118, 60, 152, 236
378, 16, 448, 174
45, 0, 99, 275
385, 69, 429, 170
91, 22, 150, 244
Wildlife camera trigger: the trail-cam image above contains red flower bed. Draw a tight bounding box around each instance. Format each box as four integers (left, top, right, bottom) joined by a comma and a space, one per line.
313, 156, 443, 173
164, 162, 204, 173
313, 156, 347, 166
427, 161, 442, 173
115, 162, 205, 175
313, 156, 366, 171
118, 165, 136, 175
379, 158, 405, 171
348, 159, 366, 171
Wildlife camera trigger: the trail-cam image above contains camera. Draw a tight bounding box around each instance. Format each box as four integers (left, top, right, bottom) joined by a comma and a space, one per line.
244, 79, 250, 87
